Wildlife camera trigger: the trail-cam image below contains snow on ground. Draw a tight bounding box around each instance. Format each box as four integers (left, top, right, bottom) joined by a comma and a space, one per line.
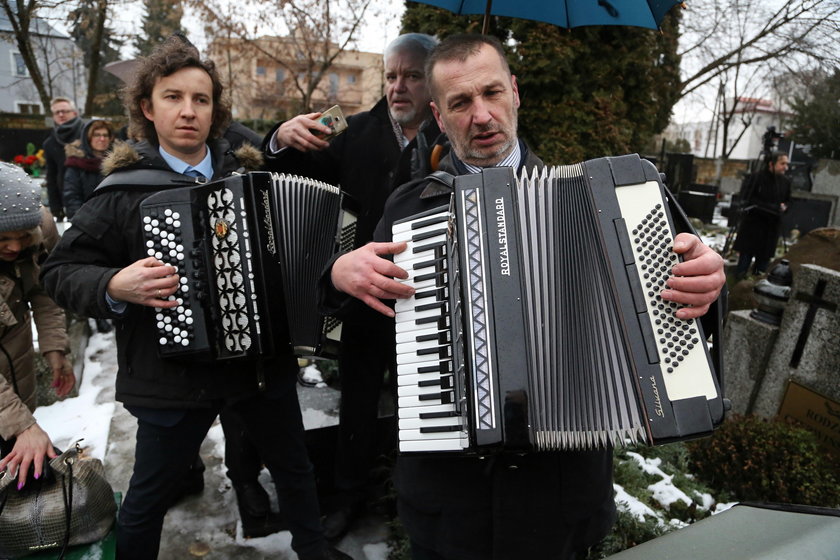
33, 329, 116, 462
32, 329, 390, 559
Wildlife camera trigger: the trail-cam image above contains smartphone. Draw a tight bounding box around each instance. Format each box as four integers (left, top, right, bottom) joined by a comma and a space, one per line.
315, 105, 348, 141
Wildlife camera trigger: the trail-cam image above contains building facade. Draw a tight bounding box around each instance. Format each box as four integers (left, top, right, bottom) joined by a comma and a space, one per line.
0, 13, 85, 115
209, 35, 383, 122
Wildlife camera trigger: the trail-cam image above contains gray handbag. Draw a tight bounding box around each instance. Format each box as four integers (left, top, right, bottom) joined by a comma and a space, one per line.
0, 442, 116, 558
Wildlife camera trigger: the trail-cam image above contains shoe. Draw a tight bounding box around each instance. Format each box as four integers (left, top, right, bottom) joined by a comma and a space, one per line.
298, 546, 353, 560
240, 510, 287, 538
234, 481, 270, 518
234, 481, 288, 538
322, 504, 360, 542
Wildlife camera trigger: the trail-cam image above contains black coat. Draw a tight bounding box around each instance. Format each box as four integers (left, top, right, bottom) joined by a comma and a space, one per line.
43, 117, 84, 217
733, 170, 791, 260
262, 97, 441, 254
40, 139, 295, 409
322, 145, 617, 560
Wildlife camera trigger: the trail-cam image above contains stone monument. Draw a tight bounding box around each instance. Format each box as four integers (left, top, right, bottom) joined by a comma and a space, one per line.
723, 264, 840, 419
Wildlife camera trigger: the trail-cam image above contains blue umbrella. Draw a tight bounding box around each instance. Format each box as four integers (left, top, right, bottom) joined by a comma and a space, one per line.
412, 0, 684, 33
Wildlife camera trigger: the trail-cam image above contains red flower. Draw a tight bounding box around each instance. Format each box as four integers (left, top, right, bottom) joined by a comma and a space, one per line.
13, 155, 24, 164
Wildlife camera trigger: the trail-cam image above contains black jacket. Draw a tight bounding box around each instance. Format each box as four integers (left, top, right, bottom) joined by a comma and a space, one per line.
733, 169, 791, 258
262, 97, 441, 252
43, 117, 84, 217
323, 145, 618, 559
39, 139, 291, 409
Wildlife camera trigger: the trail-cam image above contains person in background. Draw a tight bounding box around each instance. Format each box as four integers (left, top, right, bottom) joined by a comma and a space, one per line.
63, 119, 115, 221
0, 162, 75, 488
262, 32, 441, 540
43, 97, 83, 221
733, 151, 791, 278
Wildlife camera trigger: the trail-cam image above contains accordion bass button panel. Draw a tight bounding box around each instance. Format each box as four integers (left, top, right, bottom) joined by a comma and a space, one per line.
141, 204, 209, 355
613, 181, 719, 403
392, 209, 470, 453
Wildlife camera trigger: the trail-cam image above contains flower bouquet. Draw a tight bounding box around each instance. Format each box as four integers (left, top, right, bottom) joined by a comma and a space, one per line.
13, 143, 46, 177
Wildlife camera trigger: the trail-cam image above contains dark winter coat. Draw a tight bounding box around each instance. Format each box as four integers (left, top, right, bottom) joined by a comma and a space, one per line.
263, 97, 440, 334
0, 210, 68, 440
63, 120, 109, 220
39, 139, 287, 409
262, 97, 441, 256
43, 117, 84, 218
733, 169, 791, 260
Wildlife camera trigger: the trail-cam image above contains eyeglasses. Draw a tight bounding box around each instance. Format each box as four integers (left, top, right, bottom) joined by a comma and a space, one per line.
52, 109, 74, 116
92, 133, 111, 139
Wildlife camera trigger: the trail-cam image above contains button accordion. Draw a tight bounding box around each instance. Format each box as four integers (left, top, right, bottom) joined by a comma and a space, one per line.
393, 154, 727, 453
140, 171, 356, 360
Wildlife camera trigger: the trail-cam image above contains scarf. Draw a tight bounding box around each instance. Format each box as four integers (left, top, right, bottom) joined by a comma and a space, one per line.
54, 117, 84, 146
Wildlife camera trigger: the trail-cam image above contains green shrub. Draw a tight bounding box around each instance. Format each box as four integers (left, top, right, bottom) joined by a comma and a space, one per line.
686, 414, 840, 507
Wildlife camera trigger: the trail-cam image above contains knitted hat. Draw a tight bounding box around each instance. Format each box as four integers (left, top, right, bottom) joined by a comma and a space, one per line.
0, 163, 43, 232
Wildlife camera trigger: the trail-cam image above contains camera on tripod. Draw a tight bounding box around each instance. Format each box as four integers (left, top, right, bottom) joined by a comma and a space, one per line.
762, 126, 784, 154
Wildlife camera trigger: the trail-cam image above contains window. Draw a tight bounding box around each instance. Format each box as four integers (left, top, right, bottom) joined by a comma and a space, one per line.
256, 66, 266, 77
275, 69, 285, 82
328, 73, 339, 97
17, 103, 42, 114
12, 52, 28, 77
346, 74, 357, 84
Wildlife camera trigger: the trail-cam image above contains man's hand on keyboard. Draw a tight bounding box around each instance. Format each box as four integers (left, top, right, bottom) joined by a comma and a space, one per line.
660, 233, 725, 320
332, 242, 416, 317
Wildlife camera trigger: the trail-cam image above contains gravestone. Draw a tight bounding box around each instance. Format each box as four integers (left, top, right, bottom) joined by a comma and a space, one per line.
752, 264, 840, 418
722, 312, 779, 415
723, 263, 840, 418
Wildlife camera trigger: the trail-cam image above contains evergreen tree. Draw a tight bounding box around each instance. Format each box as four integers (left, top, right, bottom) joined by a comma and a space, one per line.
401, 5, 682, 164
789, 70, 840, 160
134, 0, 185, 57
68, 0, 124, 115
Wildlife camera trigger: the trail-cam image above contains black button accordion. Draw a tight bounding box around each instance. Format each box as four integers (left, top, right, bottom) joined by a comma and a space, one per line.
393, 154, 728, 453
140, 171, 356, 361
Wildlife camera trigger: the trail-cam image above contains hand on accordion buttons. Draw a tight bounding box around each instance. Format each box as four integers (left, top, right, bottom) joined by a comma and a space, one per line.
661, 233, 725, 320
106, 256, 182, 309
331, 242, 415, 317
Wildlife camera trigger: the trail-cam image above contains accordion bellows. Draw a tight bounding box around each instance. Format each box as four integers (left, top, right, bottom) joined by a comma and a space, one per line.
394, 154, 727, 454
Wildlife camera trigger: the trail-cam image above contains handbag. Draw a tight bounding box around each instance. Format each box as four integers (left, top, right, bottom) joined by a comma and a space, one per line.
0, 441, 117, 559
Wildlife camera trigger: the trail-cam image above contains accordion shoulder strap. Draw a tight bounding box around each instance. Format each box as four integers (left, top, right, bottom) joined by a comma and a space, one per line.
418, 170, 456, 199
94, 169, 199, 196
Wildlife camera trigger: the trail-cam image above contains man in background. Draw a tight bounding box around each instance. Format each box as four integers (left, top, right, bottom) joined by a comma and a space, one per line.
733, 151, 791, 278
263, 32, 441, 539
43, 97, 83, 220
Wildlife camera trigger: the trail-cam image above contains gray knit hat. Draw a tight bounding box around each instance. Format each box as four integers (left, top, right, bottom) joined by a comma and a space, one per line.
0, 163, 43, 232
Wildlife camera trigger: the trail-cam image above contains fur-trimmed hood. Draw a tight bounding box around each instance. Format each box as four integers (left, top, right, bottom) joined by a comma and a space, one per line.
101, 139, 263, 177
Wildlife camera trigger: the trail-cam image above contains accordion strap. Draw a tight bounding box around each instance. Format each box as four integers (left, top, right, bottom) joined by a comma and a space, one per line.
94, 168, 202, 196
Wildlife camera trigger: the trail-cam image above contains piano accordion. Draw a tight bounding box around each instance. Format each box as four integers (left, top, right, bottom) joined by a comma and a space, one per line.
140, 171, 356, 360
393, 154, 726, 453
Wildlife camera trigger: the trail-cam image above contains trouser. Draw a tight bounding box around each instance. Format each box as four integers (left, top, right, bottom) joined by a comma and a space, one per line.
220, 407, 263, 486
333, 320, 396, 500
116, 374, 325, 559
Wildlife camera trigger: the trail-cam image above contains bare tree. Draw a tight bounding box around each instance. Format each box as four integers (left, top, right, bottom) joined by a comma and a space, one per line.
186, 0, 374, 115
2, 0, 60, 110
676, 0, 839, 181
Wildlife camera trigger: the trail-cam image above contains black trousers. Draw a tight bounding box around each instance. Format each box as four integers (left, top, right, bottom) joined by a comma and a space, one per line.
333, 318, 396, 501
116, 372, 325, 559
